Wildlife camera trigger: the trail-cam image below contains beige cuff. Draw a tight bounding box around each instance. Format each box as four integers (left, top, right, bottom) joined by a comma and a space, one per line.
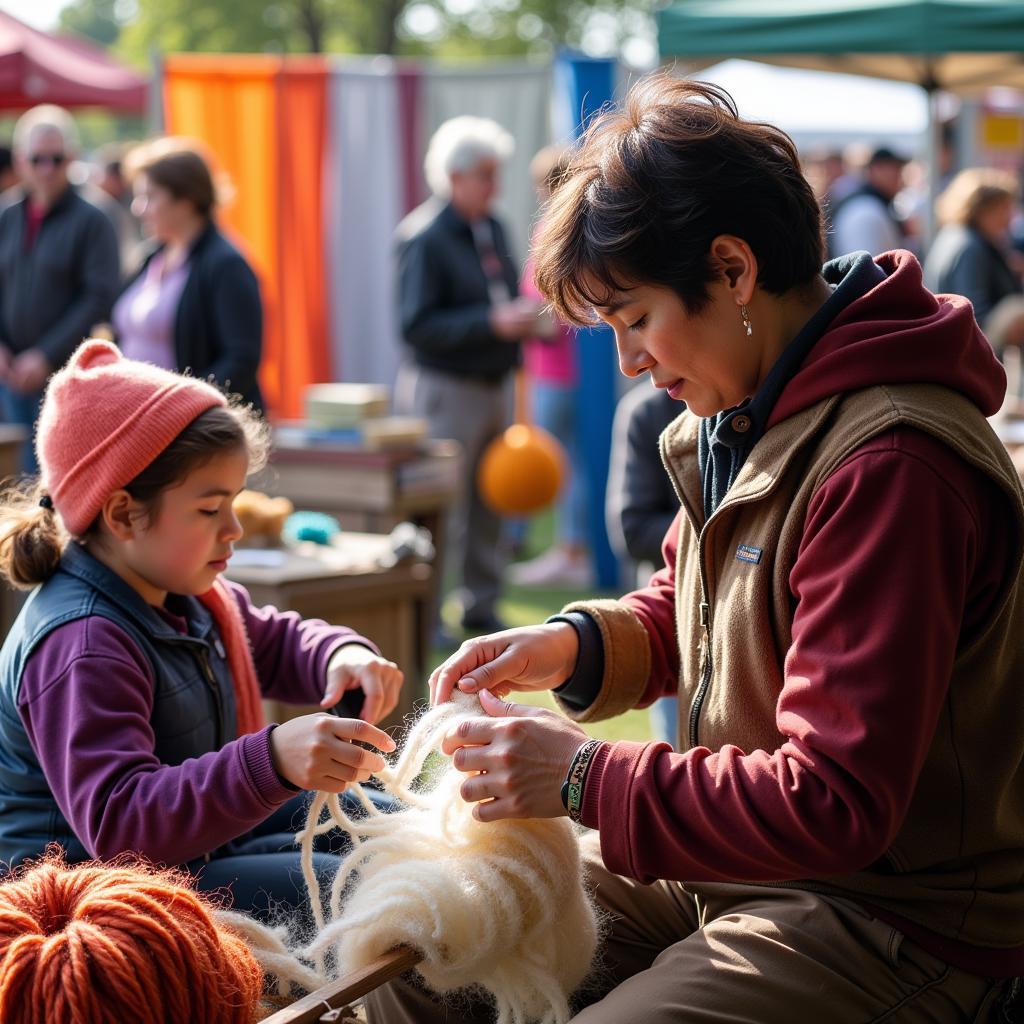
553, 599, 652, 723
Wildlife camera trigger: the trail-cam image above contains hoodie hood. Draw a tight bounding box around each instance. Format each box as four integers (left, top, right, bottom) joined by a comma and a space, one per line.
768, 250, 1006, 429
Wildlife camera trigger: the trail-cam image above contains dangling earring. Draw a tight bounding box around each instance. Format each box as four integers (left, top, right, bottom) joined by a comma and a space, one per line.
740, 304, 752, 337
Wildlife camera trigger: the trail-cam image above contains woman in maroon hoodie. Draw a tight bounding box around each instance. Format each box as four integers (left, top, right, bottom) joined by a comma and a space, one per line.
366, 76, 1024, 1022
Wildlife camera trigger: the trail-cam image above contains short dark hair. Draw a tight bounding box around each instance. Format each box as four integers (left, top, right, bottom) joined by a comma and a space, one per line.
533, 75, 824, 325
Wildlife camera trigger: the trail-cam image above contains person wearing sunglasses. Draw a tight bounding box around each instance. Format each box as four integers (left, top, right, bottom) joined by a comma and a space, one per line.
0, 105, 120, 472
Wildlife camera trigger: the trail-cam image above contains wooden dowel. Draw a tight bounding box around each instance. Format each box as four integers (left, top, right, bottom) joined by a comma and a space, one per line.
260, 947, 423, 1024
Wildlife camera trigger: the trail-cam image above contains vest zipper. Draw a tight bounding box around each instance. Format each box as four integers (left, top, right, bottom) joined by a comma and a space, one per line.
690, 598, 713, 748
195, 646, 226, 749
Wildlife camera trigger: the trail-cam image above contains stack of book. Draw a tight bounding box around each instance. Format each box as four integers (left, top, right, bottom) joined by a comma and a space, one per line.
279, 384, 428, 451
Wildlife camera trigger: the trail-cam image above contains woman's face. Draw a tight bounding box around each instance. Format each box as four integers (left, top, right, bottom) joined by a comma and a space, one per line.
449, 157, 499, 221
593, 278, 764, 418
131, 173, 196, 242
974, 198, 1015, 243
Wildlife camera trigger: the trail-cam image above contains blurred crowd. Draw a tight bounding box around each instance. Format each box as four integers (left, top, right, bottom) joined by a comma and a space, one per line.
1, 101, 1024, 752
804, 140, 1024, 350
0, 105, 263, 476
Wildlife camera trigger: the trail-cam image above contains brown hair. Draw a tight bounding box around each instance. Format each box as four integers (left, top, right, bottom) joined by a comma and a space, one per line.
533, 74, 824, 325
0, 404, 269, 589
529, 144, 572, 198
936, 167, 1018, 229
126, 137, 228, 219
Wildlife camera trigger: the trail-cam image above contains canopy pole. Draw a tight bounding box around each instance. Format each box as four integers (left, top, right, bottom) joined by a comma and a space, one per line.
922, 61, 940, 253
147, 47, 164, 136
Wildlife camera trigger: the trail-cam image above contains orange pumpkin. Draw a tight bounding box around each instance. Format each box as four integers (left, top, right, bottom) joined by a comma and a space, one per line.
477, 423, 566, 515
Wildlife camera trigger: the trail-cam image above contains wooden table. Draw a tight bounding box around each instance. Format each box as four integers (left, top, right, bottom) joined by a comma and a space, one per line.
260, 435, 460, 536
224, 532, 433, 730
254, 435, 461, 653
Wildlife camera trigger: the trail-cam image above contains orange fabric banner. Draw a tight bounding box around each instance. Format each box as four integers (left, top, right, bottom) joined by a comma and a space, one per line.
163, 55, 330, 418
276, 61, 332, 413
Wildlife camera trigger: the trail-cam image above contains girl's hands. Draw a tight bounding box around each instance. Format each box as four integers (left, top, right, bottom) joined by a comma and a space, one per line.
442, 689, 591, 820
322, 644, 404, 724
269, 714, 396, 792
429, 623, 580, 706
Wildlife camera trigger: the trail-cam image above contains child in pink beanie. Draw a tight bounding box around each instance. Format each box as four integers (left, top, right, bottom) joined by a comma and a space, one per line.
0, 340, 402, 924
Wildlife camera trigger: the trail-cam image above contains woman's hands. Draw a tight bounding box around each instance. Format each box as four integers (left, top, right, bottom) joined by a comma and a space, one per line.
269, 714, 396, 792
429, 622, 579, 705
442, 688, 592, 821
322, 643, 404, 724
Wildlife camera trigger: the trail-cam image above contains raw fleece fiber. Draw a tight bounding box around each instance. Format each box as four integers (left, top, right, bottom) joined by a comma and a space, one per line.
229, 692, 600, 1024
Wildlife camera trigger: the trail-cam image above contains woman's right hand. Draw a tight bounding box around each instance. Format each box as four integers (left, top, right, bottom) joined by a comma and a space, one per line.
268, 714, 396, 792
429, 623, 580, 705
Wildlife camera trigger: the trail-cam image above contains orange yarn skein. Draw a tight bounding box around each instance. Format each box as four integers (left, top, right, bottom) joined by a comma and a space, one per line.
0, 854, 263, 1024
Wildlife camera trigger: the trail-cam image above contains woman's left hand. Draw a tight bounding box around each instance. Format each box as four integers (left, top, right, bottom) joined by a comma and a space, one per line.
322, 644, 404, 724
442, 688, 593, 821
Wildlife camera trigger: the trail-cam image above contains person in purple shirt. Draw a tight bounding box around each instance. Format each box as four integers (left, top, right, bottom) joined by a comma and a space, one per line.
0, 339, 402, 924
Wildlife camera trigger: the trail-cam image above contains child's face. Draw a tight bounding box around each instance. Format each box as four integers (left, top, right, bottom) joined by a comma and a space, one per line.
594, 281, 764, 418
125, 448, 248, 603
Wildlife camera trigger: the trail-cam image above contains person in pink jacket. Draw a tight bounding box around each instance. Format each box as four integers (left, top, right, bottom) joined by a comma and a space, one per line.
508, 145, 591, 589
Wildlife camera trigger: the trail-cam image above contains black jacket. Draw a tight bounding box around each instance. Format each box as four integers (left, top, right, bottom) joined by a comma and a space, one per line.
396, 198, 520, 380
120, 223, 264, 411
606, 385, 682, 566
924, 223, 1022, 326
0, 187, 120, 367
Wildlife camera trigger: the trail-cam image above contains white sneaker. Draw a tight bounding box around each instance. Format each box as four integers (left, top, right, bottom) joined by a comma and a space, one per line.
507, 547, 594, 589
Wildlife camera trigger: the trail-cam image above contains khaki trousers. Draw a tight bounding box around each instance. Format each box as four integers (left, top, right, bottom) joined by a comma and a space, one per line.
363, 833, 1008, 1023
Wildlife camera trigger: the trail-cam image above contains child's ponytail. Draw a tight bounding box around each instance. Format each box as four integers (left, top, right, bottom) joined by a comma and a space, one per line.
0, 479, 66, 589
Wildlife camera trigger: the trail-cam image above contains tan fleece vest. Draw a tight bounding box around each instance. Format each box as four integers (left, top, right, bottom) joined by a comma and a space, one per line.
565, 383, 1024, 950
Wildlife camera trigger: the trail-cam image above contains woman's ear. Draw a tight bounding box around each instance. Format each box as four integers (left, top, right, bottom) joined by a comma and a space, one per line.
709, 235, 757, 306
99, 490, 143, 542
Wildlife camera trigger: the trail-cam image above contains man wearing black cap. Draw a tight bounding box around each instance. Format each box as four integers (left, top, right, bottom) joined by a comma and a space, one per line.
829, 146, 908, 258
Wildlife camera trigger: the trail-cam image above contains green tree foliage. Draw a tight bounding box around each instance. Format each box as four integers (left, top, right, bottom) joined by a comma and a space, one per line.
399, 0, 657, 60
54, 0, 656, 66
57, 0, 122, 47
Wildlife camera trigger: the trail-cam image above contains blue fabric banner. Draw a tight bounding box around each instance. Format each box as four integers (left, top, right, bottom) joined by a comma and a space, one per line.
556, 52, 621, 589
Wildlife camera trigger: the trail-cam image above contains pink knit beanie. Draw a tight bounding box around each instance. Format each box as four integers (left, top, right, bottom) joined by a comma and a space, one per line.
37, 340, 227, 536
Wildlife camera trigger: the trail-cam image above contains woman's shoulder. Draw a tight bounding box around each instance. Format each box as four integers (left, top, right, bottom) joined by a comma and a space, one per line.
193, 224, 251, 269
190, 226, 259, 294
924, 224, 980, 287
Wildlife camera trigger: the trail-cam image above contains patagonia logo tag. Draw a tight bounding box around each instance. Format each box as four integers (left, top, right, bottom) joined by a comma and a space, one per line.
735, 544, 762, 565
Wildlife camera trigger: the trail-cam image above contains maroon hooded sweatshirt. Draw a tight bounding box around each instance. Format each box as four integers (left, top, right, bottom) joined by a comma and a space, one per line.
581, 251, 1019, 975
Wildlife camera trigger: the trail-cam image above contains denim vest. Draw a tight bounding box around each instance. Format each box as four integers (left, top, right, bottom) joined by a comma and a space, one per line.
0, 543, 238, 867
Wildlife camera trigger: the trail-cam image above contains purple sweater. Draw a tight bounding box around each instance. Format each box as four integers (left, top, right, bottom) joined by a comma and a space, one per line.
17, 579, 373, 865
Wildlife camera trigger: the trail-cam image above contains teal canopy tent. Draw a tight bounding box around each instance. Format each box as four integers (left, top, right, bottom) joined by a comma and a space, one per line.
657, 0, 1024, 92
657, 0, 1024, 238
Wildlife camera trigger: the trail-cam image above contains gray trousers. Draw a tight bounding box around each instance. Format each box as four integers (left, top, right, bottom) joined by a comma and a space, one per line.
395, 363, 513, 624
364, 832, 1007, 1023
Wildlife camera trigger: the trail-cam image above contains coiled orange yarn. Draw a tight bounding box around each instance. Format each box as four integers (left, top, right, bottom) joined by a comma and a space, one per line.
0, 854, 263, 1024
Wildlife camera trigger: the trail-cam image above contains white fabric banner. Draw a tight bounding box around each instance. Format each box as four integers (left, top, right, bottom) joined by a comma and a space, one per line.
326, 58, 405, 389
423, 62, 552, 266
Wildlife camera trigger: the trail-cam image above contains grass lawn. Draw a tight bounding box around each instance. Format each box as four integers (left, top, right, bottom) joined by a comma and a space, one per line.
427, 512, 654, 746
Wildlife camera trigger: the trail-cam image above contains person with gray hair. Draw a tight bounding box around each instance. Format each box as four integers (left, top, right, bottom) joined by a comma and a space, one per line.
395, 115, 544, 639
0, 104, 119, 471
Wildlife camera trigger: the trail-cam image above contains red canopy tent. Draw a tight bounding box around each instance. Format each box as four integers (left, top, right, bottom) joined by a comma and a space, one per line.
0, 10, 147, 113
